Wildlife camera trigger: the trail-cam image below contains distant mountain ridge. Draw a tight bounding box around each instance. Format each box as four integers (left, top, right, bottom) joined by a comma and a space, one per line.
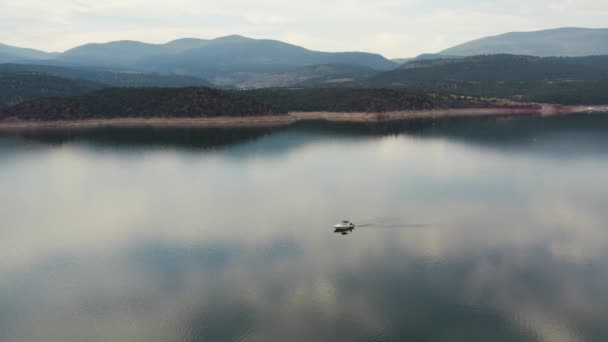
0, 35, 397, 87
0, 43, 56, 63
55, 35, 398, 74
57, 38, 209, 67
440, 28, 608, 57
1, 28, 608, 94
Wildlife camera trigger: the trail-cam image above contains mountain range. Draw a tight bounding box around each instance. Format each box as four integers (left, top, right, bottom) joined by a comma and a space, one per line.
0, 43, 56, 64
47, 35, 399, 83
0, 27, 607, 107
440, 28, 608, 57
1, 28, 606, 88
75, 36, 393, 70
0, 35, 398, 88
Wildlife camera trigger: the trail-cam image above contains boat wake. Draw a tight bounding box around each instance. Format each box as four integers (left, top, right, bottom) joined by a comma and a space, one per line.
356, 223, 435, 229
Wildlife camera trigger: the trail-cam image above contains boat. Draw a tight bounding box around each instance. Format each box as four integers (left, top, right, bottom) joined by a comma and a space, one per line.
334, 220, 355, 229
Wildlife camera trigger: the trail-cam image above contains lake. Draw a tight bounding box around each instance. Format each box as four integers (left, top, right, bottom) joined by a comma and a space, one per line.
1, 114, 607, 342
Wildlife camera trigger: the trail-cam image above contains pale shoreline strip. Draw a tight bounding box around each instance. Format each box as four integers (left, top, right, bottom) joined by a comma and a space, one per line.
0, 105, 599, 130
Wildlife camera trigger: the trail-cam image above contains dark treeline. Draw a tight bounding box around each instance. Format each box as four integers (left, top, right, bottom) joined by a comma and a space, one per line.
362, 80, 608, 105
523, 80, 608, 105
0, 87, 526, 122
242, 88, 434, 112
241, 88, 517, 113
0, 87, 283, 121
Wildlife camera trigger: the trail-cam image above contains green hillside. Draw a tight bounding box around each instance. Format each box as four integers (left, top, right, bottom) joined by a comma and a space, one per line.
231, 64, 378, 89
0, 64, 214, 88
0, 72, 102, 108
366, 54, 608, 104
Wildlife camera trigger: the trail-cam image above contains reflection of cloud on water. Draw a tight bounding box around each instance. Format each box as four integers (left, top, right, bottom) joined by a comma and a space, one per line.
464, 249, 604, 342
2, 222, 608, 341
529, 193, 608, 263
1, 124, 608, 341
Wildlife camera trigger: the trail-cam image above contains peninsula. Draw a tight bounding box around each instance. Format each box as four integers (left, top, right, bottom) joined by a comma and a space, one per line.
0, 87, 602, 130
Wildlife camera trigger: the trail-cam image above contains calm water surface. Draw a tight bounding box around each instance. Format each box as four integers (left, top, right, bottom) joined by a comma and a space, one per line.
1, 115, 608, 342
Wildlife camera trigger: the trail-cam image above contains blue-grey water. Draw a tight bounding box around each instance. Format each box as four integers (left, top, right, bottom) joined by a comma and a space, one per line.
1, 115, 608, 342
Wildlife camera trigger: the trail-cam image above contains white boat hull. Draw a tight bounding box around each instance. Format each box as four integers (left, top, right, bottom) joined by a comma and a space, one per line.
334, 224, 355, 229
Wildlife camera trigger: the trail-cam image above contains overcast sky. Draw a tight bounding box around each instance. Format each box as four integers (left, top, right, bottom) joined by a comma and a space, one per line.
1, 0, 606, 58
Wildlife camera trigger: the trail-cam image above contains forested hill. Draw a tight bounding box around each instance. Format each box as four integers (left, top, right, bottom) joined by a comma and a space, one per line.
242, 88, 521, 112
0, 87, 283, 121
383, 55, 608, 82
0, 87, 525, 122
365, 54, 608, 104
0, 72, 103, 108
0, 64, 214, 88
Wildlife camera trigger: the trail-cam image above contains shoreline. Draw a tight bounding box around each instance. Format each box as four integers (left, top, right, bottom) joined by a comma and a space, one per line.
0, 105, 602, 130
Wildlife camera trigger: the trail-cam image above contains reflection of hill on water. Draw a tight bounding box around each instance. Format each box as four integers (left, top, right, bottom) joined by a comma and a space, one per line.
0, 126, 278, 151
1, 114, 607, 158
414, 114, 608, 158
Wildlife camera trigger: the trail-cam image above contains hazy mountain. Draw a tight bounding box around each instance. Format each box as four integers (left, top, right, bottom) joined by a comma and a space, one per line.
0, 72, 103, 108
412, 53, 463, 61
59, 40, 168, 67
0, 64, 214, 88
56, 35, 398, 76
391, 58, 412, 64
392, 54, 463, 64
440, 27, 608, 57
58, 38, 211, 67
0, 43, 56, 63
4, 28, 607, 90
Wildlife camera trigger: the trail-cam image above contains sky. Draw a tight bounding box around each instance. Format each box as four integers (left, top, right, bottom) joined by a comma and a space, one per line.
0, 0, 607, 58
